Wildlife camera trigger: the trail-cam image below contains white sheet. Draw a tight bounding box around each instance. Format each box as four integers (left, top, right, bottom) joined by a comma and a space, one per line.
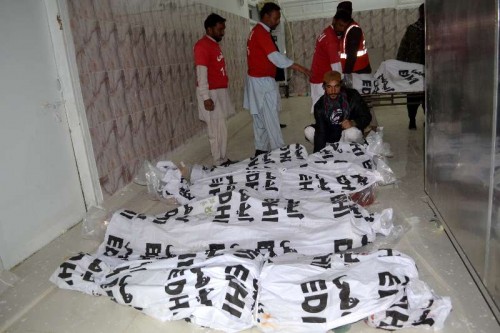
50, 248, 452, 332
258, 250, 452, 332
353, 59, 424, 95
50, 249, 263, 332
98, 193, 392, 262
49, 140, 451, 332
160, 143, 384, 205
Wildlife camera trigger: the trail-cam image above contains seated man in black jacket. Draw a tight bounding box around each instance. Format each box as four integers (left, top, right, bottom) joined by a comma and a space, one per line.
305, 70, 372, 153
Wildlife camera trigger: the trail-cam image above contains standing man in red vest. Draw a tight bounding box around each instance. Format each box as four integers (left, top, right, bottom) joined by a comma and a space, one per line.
194, 13, 235, 166
244, 2, 310, 157
309, 10, 351, 113
337, 1, 371, 87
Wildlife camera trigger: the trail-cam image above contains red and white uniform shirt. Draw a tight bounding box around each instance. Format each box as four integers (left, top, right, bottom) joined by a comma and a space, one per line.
194, 35, 228, 89
247, 23, 278, 78
310, 25, 341, 84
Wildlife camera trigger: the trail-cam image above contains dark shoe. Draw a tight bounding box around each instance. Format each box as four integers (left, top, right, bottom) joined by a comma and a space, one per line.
254, 150, 268, 158
409, 120, 416, 130
220, 159, 237, 167
280, 123, 287, 128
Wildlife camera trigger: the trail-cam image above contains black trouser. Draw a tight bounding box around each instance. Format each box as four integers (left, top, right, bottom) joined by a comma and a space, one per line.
407, 95, 425, 121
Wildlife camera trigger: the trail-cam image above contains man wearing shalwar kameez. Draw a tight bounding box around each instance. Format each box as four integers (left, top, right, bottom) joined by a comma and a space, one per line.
244, 2, 310, 157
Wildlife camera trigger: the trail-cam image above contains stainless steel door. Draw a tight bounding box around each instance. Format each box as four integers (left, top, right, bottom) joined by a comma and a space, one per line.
426, 0, 499, 319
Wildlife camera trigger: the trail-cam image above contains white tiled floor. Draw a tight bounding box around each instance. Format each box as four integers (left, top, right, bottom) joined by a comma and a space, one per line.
1, 97, 498, 333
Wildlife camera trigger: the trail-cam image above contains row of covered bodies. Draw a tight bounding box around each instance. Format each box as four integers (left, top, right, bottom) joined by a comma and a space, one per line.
51, 138, 451, 333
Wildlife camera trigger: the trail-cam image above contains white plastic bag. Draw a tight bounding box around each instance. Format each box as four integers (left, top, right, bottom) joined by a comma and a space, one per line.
366, 127, 393, 157
340, 127, 364, 144
374, 156, 397, 185
143, 160, 167, 201
81, 206, 111, 242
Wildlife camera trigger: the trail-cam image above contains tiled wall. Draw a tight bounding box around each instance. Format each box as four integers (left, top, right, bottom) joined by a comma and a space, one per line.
67, 0, 248, 198
287, 7, 420, 95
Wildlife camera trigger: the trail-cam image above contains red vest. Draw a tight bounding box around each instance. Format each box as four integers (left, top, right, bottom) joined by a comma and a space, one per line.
340, 21, 370, 73
193, 35, 228, 89
247, 23, 278, 78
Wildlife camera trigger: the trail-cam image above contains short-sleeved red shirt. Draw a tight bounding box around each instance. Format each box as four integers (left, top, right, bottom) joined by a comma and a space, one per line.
310, 25, 341, 84
247, 23, 278, 78
194, 35, 228, 89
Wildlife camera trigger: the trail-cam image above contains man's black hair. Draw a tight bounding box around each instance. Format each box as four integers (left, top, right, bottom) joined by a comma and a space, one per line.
337, 1, 353, 16
204, 13, 226, 30
334, 9, 352, 23
259, 2, 281, 19
418, 4, 424, 19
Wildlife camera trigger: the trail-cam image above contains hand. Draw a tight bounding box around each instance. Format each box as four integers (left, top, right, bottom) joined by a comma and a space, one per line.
291, 63, 311, 77
341, 119, 353, 129
204, 99, 214, 111
343, 73, 353, 88
300, 66, 312, 77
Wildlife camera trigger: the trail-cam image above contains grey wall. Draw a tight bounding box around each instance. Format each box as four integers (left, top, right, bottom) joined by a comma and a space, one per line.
425, 0, 500, 318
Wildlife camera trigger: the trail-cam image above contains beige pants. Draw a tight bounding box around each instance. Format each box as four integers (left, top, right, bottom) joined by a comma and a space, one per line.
205, 116, 228, 165
196, 88, 235, 165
